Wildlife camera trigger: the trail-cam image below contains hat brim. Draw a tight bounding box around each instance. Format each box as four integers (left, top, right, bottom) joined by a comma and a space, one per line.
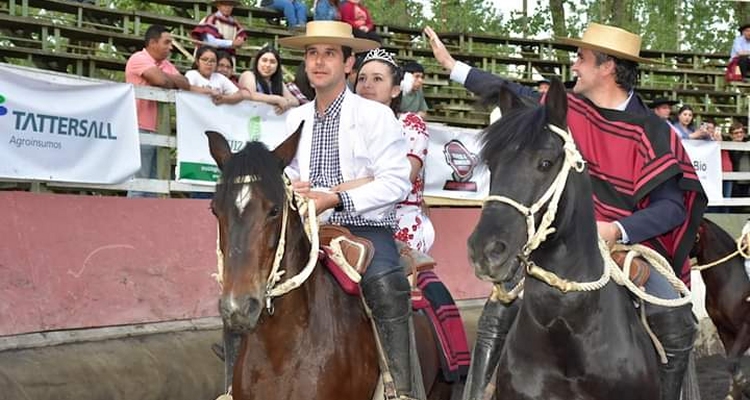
557, 37, 654, 64
278, 35, 380, 52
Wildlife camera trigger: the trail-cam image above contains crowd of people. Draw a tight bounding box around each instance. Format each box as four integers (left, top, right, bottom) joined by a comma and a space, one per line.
123, 1, 750, 397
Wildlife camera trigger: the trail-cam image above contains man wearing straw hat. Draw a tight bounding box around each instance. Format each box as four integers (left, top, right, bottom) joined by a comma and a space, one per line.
279, 21, 425, 400
191, 0, 248, 55
426, 23, 706, 400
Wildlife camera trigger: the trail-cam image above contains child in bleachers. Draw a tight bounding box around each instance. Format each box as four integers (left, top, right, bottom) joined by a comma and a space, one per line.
339, 0, 381, 43
191, 0, 247, 55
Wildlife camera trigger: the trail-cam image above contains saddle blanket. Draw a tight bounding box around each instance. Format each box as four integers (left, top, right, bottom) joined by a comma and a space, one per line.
321, 254, 470, 382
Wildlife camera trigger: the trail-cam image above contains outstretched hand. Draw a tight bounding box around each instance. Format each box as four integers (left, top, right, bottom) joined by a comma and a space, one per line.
424, 26, 456, 72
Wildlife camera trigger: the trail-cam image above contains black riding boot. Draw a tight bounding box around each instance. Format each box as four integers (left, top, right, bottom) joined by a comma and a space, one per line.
461, 299, 520, 400
647, 305, 697, 400
362, 270, 425, 400
214, 327, 241, 392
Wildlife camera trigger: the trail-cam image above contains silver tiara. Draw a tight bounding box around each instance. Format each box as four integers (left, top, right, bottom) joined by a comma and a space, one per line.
362, 48, 398, 68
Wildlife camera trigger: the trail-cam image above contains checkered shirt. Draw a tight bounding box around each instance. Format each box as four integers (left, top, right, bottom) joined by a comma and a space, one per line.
309, 89, 396, 229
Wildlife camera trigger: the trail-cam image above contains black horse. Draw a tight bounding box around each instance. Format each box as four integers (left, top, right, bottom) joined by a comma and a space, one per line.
467, 79, 660, 400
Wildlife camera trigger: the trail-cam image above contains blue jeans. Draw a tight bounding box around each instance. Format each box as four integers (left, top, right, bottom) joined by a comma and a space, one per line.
314, 0, 337, 20
345, 225, 401, 284
127, 143, 158, 198
268, 0, 307, 27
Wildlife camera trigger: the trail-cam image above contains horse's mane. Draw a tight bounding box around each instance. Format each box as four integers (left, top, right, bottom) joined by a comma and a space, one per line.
478, 84, 557, 165
214, 141, 287, 207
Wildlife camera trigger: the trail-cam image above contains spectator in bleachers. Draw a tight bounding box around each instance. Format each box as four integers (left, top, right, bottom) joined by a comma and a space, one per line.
728, 22, 750, 82
286, 61, 314, 104
191, 0, 248, 55
399, 60, 428, 118
537, 78, 550, 94
353, 48, 434, 252
650, 97, 677, 120
125, 24, 190, 198
238, 46, 300, 113
672, 105, 713, 140
346, 52, 366, 91
339, 0, 381, 44
716, 125, 733, 200
314, 0, 340, 21
216, 50, 239, 86
186, 46, 243, 105
729, 122, 750, 197
260, 0, 307, 30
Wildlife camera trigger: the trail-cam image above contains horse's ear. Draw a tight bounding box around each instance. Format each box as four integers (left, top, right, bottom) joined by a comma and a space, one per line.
205, 130, 232, 171
273, 121, 304, 168
481, 83, 526, 115
544, 78, 568, 129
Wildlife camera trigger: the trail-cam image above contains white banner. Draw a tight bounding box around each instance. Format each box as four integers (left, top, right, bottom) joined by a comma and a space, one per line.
681, 139, 722, 204
0, 64, 140, 183
424, 123, 490, 200
175, 92, 288, 185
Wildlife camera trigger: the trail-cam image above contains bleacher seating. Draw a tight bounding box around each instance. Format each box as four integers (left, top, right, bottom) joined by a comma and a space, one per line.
0, 0, 748, 128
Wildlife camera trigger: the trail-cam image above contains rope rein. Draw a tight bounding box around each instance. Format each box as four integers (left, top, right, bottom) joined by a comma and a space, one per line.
691, 230, 750, 271
483, 124, 689, 307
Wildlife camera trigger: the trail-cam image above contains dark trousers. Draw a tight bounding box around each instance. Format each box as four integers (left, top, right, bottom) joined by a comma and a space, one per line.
344, 225, 400, 283
739, 56, 750, 78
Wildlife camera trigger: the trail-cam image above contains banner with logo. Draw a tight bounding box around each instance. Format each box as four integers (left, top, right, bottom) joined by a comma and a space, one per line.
681, 139, 722, 204
0, 64, 140, 183
175, 92, 288, 185
424, 123, 490, 200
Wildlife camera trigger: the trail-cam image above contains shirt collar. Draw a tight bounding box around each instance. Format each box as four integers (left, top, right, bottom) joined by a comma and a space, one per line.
315, 87, 347, 118
614, 90, 634, 111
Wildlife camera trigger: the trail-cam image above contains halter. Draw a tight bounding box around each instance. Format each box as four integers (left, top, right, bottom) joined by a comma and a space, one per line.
216, 174, 320, 315
483, 124, 614, 296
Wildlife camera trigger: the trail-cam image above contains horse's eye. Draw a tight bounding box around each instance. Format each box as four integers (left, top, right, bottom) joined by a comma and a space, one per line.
538, 159, 554, 171
269, 205, 280, 217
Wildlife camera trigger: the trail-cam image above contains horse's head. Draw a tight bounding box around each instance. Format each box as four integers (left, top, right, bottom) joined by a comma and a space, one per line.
206, 123, 303, 332
468, 79, 579, 283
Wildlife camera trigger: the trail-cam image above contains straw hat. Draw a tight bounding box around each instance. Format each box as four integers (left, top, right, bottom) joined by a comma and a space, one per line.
279, 21, 380, 52
557, 22, 652, 64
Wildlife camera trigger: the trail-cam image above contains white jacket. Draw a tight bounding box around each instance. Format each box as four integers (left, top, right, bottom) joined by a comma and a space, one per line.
284, 89, 411, 222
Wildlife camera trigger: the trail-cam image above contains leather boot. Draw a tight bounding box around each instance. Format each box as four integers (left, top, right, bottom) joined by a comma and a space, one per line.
462, 299, 520, 400
647, 305, 697, 400
362, 270, 426, 400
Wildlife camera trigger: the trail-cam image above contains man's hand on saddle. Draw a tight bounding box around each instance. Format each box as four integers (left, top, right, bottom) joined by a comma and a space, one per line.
597, 221, 622, 249
292, 181, 341, 212
424, 26, 456, 72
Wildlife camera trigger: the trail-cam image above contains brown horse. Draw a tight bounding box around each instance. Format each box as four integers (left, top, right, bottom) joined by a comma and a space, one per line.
206, 126, 456, 400
691, 218, 750, 400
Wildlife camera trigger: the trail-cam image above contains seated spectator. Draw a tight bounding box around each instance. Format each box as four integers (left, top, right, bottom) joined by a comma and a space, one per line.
728, 22, 750, 82
399, 60, 428, 118
339, 0, 381, 43
260, 0, 307, 30
125, 24, 190, 198
314, 0, 340, 21
536, 78, 550, 94
191, 0, 247, 55
238, 46, 299, 113
215, 50, 239, 86
286, 61, 314, 104
650, 97, 678, 120
672, 105, 712, 140
729, 122, 750, 197
186, 46, 243, 105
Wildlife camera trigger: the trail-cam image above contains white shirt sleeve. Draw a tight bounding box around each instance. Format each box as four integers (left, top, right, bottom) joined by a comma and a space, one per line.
203, 33, 233, 49
614, 221, 630, 244
449, 61, 473, 85
217, 74, 239, 95
185, 70, 202, 86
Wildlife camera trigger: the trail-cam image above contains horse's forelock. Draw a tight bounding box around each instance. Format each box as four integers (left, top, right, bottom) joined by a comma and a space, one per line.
214, 142, 287, 213
480, 105, 553, 165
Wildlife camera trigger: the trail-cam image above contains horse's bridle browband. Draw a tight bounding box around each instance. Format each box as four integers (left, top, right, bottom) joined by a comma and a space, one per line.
216, 174, 320, 315
482, 124, 615, 298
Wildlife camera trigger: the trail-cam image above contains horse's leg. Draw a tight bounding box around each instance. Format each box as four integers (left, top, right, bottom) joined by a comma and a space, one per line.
462, 299, 520, 400
725, 323, 750, 400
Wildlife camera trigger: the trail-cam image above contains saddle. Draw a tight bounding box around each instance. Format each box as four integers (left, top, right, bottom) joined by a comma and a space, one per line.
610, 250, 651, 287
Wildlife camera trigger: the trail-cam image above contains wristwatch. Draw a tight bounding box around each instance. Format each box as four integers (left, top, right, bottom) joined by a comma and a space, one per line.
334, 192, 344, 212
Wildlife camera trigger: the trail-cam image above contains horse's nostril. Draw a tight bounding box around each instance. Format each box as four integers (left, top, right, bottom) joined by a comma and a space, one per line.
243, 297, 261, 317
484, 240, 507, 264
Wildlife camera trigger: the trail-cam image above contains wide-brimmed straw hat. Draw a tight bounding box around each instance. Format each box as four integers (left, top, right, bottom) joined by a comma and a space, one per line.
649, 97, 679, 108
278, 21, 380, 52
557, 22, 652, 64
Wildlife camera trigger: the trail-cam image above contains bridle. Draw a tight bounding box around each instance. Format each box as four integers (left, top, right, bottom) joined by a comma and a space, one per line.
482, 124, 611, 299
216, 174, 320, 315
